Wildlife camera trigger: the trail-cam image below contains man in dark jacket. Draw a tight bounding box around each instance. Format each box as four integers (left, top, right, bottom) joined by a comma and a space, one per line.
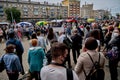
71, 29, 82, 64
6, 28, 25, 74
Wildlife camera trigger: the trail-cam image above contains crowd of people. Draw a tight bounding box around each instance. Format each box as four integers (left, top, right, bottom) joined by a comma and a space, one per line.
0, 19, 120, 80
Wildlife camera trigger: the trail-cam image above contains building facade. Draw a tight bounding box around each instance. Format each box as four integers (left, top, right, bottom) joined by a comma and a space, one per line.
0, 0, 68, 22
62, 0, 80, 18
81, 3, 111, 19
80, 3, 94, 18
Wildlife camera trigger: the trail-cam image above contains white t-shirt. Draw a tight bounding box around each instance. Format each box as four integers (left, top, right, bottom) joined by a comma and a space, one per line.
40, 65, 79, 80
37, 36, 46, 49
58, 34, 66, 43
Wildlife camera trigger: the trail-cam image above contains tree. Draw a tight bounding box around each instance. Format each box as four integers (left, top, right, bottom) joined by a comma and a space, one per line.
103, 14, 109, 20
5, 7, 21, 23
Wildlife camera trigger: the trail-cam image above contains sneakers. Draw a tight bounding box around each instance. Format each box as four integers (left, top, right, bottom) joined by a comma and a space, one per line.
21, 71, 25, 75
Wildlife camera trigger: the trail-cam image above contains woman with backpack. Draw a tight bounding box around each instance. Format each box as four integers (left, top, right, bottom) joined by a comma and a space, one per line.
74, 37, 105, 80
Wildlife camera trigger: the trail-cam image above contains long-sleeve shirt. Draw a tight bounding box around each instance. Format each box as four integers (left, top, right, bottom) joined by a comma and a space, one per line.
28, 47, 46, 72
37, 36, 47, 49
0, 53, 22, 73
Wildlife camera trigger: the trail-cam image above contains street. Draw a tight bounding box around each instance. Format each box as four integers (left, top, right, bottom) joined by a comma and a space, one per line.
0, 27, 120, 80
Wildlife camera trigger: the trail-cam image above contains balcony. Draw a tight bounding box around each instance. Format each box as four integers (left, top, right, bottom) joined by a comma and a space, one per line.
34, 12, 39, 16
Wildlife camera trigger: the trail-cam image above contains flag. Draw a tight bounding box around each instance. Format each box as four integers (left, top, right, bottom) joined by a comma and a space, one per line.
13, 19, 16, 25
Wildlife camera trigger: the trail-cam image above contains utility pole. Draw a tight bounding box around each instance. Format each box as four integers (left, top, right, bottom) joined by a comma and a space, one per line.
10, 11, 14, 24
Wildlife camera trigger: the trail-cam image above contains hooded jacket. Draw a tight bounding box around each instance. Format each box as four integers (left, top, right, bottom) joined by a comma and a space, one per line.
28, 47, 46, 72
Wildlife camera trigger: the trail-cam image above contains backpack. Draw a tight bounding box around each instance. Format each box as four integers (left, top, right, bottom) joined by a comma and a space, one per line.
66, 68, 73, 80
83, 53, 105, 80
0, 55, 5, 72
63, 36, 73, 49
46, 50, 52, 65
106, 46, 119, 60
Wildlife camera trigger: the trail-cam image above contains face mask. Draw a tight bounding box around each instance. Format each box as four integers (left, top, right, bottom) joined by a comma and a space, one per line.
113, 33, 119, 37
14, 49, 16, 52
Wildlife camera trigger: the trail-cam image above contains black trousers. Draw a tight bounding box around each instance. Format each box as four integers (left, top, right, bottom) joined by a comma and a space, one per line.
7, 72, 19, 80
28, 71, 41, 80
26, 32, 30, 40
109, 59, 119, 80
72, 48, 80, 64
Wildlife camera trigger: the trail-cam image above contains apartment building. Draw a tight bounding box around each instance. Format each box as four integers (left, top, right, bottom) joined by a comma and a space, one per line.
0, 0, 68, 21
80, 3, 94, 18
62, 0, 80, 18
81, 3, 111, 19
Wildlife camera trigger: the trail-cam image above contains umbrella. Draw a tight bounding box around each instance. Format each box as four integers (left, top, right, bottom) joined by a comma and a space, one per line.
51, 19, 65, 23
16, 22, 33, 27
87, 18, 95, 22
119, 24, 120, 28
66, 19, 77, 22
36, 21, 48, 26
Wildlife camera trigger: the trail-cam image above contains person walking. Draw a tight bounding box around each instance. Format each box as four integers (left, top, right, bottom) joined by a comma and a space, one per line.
6, 28, 24, 75
47, 27, 58, 45
74, 37, 105, 80
107, 28, 120, 80
28, 39, 47, 80
0, 28, 3, 42
40, 42, 79, 80
37, 31, 47, 52
0, 44, 22, 80
88, 29, 101, 51
58, 31, 72, 68
71, 29, 83, 64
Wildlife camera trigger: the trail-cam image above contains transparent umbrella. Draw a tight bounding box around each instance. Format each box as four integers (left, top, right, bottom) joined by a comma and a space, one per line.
16, 22, 33, 27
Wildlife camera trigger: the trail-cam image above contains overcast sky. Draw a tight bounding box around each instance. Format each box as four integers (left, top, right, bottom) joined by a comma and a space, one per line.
31, 0, 120, 16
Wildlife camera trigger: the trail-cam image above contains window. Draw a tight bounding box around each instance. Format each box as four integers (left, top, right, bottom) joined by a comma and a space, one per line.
33, 6, 39, 16
51, 12, 54, 17
23, 7, 28, 16
23, 12, 28, 16
0, 6, 4, 16
33, 7, 39, 16
12, 4, 17, 7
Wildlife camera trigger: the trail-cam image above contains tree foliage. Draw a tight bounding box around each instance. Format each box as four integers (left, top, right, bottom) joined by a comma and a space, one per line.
103, 14, 109, 20
5, 7, 21, 23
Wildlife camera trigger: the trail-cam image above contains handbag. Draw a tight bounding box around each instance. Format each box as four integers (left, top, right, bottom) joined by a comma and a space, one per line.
0, 55, 5, 72
106, 46, 119, 60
